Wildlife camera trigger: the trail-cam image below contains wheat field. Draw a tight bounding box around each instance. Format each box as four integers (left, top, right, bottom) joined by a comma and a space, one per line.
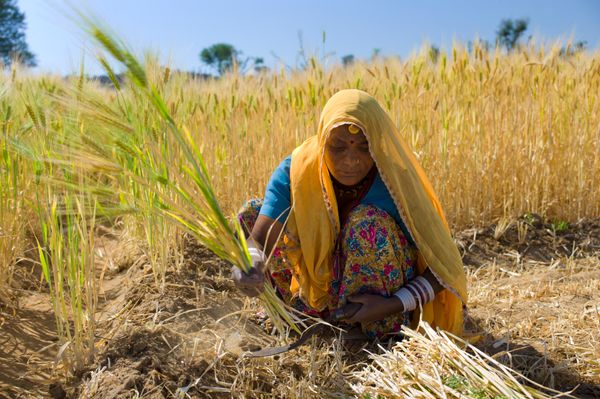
0, 31, 599, 397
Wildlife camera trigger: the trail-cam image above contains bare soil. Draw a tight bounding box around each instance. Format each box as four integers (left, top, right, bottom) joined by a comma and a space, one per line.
1, 216, 599, 398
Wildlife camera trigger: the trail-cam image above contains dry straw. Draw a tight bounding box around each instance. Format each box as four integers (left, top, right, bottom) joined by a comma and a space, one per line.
352, 321, 571, 399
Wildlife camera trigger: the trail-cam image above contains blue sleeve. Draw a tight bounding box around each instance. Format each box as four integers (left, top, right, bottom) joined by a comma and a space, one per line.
259, 156, 292, 222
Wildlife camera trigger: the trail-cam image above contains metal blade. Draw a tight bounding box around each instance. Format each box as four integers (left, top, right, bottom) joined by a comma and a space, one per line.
244, 323, 326, 358
244, 302, 363, 358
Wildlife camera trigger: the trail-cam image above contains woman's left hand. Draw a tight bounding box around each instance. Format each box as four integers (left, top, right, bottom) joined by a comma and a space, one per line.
344, 294, 404, 324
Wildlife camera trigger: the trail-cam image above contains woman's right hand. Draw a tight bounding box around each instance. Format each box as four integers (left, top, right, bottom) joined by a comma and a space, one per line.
232, 216, 284, 297
231, 248, 266, 297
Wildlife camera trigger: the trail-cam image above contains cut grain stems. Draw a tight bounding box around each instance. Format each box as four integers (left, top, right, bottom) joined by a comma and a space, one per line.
352, 321, 572, 399
62, 12, 304, 334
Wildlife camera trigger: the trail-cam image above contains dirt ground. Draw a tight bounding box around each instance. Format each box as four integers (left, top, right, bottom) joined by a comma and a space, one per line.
1, 216, 599, 398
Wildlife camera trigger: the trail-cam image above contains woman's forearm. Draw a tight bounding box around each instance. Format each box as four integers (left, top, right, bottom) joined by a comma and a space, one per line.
421, 267, 445, 295
248, 214, 284, 259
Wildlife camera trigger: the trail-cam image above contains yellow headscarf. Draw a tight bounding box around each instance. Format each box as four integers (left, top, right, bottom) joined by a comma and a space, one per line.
285, 89, 467, 335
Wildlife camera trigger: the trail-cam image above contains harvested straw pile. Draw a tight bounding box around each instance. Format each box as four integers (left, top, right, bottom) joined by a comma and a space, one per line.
466, 256, 600, 392
351, 322, 568, 399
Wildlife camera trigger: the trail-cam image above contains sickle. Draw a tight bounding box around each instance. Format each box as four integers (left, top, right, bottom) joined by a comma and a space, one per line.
244, 302, 362, 358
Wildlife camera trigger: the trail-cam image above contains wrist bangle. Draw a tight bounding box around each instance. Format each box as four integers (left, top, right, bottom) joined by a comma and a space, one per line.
393, 287, 417, 312
414, 276, 435, 303
393, 275, 436, 312
248, 246, 266, 263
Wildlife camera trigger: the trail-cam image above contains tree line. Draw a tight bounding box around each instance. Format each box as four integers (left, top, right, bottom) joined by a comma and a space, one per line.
199, 18, 590, 76
0, 2, 589, 75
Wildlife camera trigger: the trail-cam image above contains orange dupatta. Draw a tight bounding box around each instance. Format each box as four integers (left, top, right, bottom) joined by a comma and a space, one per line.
285, 89, 467, 335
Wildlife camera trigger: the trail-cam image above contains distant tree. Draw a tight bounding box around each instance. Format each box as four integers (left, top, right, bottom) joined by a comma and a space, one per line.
0, 0, 36, 67
200, 43, 240, 75
574, 40, 588, 52
253, 57, 269, 73
200, 43, 265, 75
371, 48, 381, 60
467, 39, 492, 54
342, 54, 355, 66
560, 40, 588, 57
427, 45, 440, 63
496, 18, 529, 51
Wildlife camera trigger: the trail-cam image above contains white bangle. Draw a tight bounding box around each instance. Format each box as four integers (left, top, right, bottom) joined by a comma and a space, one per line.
248, 246, 266, 264
394, 287, 417, 312
414, 276, 435, 304
393, 275, 436, 312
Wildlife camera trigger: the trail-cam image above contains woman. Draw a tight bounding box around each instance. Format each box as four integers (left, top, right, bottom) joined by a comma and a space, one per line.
232, 89, 467, 339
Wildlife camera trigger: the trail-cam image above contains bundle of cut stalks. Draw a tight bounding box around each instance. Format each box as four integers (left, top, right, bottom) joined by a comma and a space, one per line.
351, 322, 571, 399
26, 12, 304, 336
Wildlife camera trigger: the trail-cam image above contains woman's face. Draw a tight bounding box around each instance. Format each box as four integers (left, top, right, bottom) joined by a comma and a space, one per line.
324, 124, 374, 186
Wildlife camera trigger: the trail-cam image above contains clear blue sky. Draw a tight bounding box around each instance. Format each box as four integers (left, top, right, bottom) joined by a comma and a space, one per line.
19, 0, 600, 75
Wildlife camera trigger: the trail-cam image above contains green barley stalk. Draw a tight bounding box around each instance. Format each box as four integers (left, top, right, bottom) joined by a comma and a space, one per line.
37, 190, 97, 371
69, 12, 303, 334
0, 144, 19, 303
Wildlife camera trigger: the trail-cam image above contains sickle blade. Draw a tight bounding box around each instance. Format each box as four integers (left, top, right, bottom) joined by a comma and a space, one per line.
244, 302, 362, 358
244, 323, 326, 358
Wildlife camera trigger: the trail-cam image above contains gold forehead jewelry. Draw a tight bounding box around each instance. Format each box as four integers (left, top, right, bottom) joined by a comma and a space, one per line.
348, 124, 360, 134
